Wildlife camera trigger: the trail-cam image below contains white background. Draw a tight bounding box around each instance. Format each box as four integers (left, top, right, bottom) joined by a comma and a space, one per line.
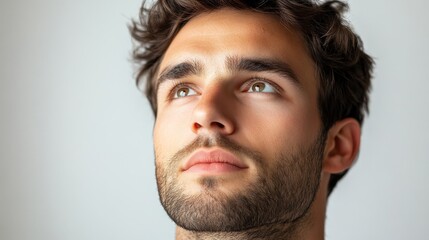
1, 0, 428, 239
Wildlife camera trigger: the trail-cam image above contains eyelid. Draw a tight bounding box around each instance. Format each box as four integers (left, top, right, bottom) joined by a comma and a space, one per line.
167, 80, 199, 100
242, 77, 282, 93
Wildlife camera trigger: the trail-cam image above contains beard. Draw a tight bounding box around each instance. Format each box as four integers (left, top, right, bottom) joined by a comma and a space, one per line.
155, 133, 326, 232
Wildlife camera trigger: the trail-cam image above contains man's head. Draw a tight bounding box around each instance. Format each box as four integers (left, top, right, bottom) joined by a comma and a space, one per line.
130, 0, 373, 236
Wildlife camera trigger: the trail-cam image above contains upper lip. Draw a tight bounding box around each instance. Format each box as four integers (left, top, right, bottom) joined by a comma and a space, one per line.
181, 148, 248, 171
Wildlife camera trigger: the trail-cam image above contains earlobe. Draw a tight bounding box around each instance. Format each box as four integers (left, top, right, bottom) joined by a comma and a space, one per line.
323, 118, 361, 174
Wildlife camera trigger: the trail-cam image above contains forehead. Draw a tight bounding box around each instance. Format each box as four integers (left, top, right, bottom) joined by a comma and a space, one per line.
158, 8, 317, 92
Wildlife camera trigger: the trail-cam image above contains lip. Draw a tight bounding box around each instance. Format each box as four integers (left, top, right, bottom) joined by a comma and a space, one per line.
181, 148, 248, 172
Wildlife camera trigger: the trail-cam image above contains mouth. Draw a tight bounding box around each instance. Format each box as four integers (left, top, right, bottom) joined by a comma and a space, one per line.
181, 148, 248, 174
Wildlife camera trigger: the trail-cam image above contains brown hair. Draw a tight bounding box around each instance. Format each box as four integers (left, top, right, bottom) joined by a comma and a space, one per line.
129, 0, 374, 194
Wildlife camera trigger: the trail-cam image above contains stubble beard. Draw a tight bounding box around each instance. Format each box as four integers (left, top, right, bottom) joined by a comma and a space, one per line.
155, 133, 326, 234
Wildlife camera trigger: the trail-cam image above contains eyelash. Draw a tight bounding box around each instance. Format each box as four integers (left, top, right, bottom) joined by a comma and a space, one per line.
166, 80, 197, 100
165, 77, 281, 100
242, 76, 282, 93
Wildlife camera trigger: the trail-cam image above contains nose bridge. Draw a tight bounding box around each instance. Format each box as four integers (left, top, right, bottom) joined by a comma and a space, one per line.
200, 82, 226, 107
192, 81, 235, 134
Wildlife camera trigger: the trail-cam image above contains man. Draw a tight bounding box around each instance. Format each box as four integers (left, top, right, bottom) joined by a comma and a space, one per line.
130, 0, 373, 239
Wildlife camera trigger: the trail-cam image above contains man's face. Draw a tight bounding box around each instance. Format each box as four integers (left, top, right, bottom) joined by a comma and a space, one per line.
153, 9, 325, 231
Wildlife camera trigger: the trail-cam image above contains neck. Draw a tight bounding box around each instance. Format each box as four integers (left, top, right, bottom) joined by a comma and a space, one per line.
176, 216, 307, 240
175, 174, 330, 240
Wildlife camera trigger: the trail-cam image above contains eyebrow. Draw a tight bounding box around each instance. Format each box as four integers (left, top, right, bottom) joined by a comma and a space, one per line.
156, 55, 301, 89
226, 55, 300, 87
156, 60, 203, 90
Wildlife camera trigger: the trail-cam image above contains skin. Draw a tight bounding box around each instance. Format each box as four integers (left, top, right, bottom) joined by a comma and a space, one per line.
153, 8, 361, 240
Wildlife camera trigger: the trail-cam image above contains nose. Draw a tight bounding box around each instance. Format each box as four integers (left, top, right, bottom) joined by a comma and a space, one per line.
191, 85, 236, 136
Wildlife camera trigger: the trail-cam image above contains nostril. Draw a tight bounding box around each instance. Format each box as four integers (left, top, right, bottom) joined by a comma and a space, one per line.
211, 122, 225, 129
192, 121, 229, 134
193, 122, 202, 130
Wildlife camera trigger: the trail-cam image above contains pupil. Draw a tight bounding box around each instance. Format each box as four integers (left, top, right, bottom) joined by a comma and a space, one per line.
178, 88, 188, 97
253, 83, 265, 92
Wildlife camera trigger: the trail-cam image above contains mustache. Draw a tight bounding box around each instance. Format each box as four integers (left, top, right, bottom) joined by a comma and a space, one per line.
170, 135, 263, 166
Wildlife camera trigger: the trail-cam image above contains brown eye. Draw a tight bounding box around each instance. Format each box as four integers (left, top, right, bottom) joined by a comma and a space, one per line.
247, 81, 275, 93
174, 87, 197, 98
251, 82, 266, 92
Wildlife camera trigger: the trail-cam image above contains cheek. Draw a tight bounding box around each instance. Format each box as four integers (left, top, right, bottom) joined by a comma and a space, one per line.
240, 101, 321, 155
153, 107, 194, 159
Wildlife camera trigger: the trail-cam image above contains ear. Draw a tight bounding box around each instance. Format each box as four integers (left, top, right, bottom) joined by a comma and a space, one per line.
322, 118, 361, 174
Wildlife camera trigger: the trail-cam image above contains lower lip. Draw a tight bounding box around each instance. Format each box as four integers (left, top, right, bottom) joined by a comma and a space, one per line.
185, 163, 245, 173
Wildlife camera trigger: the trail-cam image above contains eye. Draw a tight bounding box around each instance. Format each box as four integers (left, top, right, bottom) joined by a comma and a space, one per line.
173, 86, 197, 98
246, 81, 277, 93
